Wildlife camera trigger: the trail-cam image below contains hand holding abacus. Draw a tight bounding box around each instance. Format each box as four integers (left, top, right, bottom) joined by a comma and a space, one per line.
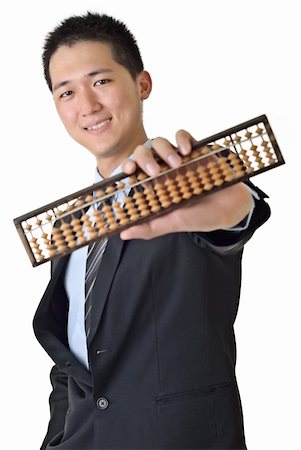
120, 130, 253, 240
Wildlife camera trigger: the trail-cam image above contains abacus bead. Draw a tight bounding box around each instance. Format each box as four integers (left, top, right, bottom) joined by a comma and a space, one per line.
180, 186, 190, 193
140, 209, 151, 217
175, 175, 186, 182
166, 183, 177, 192
65, 235, 76, 243
148, 199, 160, 207
63, 230, 73, 237
129, 213, 140, 221
124, 196, 133, 204
128, 176, 137, 185
135, 198, 145, 206
186, 170, 195, 177
137, 172, 148, 181
73, 225, 83, 233
151, 205, 161, 213
143, 187, 153, 195
191, 149, 202, 158
68, 240, 78, 248
193, 187, 203, 194
60, 223, 70, 230
119, 218, 129, 225
214, 179, 224, 187
190, 181, 201, 190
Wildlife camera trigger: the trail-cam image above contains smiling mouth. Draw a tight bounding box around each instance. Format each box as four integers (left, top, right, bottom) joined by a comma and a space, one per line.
85, 118, 111, 130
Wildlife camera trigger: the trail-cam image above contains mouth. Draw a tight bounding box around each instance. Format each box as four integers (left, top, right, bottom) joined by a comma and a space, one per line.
84, 118, 112, 131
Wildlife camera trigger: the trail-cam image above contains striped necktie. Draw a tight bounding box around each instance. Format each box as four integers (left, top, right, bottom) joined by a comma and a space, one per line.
84, 206, 109, 340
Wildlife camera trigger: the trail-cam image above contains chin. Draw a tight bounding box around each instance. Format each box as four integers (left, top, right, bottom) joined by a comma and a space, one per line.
91, 146, 118, 159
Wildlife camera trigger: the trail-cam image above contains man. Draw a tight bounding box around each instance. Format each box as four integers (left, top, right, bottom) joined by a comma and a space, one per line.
34, 12, 270, 450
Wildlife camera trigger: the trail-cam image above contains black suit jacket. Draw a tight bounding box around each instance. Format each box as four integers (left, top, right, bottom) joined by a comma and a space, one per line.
33, 181, 270, 450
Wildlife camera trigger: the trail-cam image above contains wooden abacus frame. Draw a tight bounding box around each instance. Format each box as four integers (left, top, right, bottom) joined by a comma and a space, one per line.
14, 115, 284, 267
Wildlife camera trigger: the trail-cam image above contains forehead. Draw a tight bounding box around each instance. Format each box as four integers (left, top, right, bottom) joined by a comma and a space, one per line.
49, 41, 124, 86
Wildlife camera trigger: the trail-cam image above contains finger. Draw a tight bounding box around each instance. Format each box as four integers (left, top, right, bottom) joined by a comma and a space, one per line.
120, 215, 172, 240
175, 129, 198, 155
148, 137, 182, 169
120, 223, 153, 240
121, 158, 137, 175
132, 144, 161, 176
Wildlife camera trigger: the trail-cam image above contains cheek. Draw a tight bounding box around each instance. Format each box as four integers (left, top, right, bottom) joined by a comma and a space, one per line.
110, 87, 141, 115
56, 103, 77, 129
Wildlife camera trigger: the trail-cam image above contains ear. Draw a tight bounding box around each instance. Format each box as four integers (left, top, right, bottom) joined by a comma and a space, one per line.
137, 70, 152, 100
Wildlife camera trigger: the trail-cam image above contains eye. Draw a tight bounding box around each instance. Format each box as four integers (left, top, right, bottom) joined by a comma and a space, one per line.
94, 79, 110, 86
60, 90, 74, 98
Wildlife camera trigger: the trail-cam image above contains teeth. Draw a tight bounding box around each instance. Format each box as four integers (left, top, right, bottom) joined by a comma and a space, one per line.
87, 119, 110, 130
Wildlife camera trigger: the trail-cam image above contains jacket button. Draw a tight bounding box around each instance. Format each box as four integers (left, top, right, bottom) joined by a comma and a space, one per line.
96, 397, 109, 410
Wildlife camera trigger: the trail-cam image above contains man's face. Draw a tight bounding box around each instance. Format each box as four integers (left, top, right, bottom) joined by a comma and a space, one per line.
49, 41, 151, 163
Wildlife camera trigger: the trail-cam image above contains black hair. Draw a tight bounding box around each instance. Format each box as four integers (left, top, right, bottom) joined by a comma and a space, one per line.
42, 12, 144, 91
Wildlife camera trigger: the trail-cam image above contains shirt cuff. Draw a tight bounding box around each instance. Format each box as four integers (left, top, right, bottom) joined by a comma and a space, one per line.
221, 186, 259, 232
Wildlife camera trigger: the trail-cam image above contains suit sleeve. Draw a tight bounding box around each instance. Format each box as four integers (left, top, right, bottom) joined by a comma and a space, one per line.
40, 365, 69, 449
189, 180, 271, 255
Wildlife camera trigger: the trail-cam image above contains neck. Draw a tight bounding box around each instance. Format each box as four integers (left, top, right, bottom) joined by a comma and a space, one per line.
96, 130, 148, 178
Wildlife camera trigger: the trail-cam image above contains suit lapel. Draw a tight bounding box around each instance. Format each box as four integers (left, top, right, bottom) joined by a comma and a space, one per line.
34, 253, 92, 385
88, 234, 125, 345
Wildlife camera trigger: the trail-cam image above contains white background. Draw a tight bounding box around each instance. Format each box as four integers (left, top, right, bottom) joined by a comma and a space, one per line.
1, 0, 300, 449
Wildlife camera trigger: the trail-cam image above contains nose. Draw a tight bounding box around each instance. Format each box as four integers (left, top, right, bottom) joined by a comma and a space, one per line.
78, 88, 102, 116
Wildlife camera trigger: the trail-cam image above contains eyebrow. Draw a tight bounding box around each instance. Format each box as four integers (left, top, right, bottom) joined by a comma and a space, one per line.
52, 68, 114, 92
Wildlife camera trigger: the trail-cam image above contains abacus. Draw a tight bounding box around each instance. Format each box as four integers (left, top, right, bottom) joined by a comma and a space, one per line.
14, 115, 284, 266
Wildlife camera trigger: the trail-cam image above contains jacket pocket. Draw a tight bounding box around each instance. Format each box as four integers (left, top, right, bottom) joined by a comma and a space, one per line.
155, 383, 232, 446
156, 381, 232, 405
